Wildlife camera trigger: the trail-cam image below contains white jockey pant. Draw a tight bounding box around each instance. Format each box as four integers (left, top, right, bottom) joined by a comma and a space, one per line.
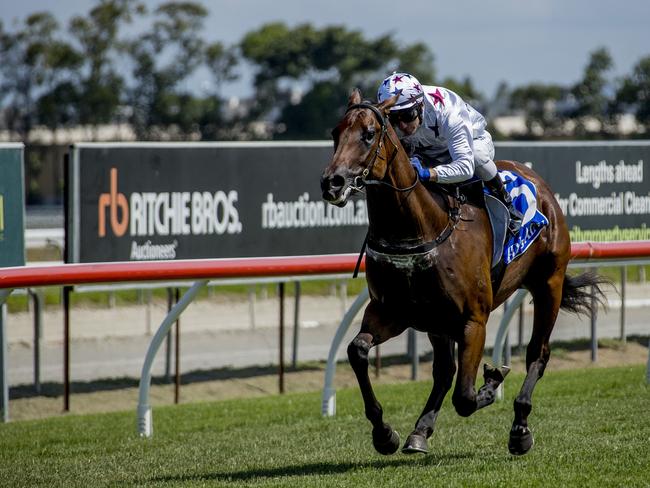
473, 131, 498, 181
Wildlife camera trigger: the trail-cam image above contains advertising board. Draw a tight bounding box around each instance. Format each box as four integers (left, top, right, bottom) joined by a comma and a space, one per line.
0, 144, 25, 267
67, 141, 650, 263
497, 141, 650, 243
67, 142, 367, 263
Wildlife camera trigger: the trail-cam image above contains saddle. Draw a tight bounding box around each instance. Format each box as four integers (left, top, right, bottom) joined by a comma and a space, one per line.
425, 169, 550, 287
425, 179, 509, 269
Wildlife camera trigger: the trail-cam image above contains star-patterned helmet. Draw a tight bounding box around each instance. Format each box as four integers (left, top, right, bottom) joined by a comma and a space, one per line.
377, 72, 424, 111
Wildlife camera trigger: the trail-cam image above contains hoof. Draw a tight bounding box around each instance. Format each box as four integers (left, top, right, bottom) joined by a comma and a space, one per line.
402, 434, 428, 455
509, 425, 534, 455
484, 364, 511, 384
372, 426, 400, 455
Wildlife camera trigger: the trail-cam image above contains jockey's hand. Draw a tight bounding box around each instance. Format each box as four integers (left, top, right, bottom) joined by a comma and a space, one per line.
410, 156, 431, 181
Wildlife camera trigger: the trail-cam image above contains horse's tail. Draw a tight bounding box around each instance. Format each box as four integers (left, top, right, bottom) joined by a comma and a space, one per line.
560, 271, 612, 317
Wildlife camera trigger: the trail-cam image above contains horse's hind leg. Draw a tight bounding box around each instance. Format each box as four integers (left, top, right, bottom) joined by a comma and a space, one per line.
476, 364, 511, 409
509, 268, 564, 455
402, 335, 456, 455
347, 301, 405, 455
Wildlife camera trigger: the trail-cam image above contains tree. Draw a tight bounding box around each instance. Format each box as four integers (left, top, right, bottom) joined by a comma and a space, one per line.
240, 22, 436, 139
127, 1, 208, 139
199, 41, 239, 140
69, 0, 144, 131
615, 56, 650, 133
570, 47, 614, 135
510, 83, 566, 137
0, 13, 80, 141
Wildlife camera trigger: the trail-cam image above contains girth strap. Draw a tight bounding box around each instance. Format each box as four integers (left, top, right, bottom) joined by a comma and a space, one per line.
352, 190, 462, 273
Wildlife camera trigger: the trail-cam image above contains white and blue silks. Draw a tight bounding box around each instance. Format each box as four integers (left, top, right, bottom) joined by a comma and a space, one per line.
494, 170, 549, 264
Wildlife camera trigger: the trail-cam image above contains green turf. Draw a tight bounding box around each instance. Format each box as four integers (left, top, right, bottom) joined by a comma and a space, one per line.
1, 365, 649, 487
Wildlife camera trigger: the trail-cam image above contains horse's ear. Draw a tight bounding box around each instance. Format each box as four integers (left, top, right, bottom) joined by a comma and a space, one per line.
348, 88, 362, 107
377, 92, 400, 114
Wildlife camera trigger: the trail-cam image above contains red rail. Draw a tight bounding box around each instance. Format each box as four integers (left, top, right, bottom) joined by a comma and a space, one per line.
1, 240, 650, 290
570, 240, 650, 260
0, 254, 362, 289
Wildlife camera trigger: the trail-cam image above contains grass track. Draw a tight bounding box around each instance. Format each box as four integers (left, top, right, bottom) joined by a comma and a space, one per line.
1, 365, 649, 487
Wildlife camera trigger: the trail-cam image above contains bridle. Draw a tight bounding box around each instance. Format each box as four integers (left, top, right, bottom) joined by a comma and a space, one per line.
345, 103, 418, 194
343, 103, 462, 277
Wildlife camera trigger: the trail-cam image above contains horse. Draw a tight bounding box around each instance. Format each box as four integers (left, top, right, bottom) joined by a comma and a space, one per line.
320, 89, 608, 456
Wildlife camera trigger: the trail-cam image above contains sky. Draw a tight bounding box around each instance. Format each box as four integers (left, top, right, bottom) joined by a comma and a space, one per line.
3, 0, 650, 100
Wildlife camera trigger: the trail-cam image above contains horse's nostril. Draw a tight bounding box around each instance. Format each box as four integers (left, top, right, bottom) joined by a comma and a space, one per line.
330, 174, 345, 190
321, 173, 346, 193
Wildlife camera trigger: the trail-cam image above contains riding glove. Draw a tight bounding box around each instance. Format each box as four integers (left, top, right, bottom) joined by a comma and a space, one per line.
410, 156, 430, 181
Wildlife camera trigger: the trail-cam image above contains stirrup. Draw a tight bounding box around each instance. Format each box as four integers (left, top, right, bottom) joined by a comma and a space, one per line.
508, 216, 522, 235
506, 204, 524, 235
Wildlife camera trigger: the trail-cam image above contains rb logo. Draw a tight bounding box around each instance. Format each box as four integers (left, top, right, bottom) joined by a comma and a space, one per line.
98, 168, 129, 237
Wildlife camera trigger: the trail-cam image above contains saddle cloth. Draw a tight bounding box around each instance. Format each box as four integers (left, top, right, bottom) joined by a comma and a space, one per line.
496, 170, 549, 264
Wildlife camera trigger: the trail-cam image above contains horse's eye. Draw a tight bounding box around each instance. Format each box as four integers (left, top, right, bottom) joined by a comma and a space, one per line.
362, 129, 375, 144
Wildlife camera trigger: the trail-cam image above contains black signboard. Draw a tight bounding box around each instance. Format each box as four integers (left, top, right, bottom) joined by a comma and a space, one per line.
496, 141, 650, 243
67, 142, 368, 263
67, 141, 650, 263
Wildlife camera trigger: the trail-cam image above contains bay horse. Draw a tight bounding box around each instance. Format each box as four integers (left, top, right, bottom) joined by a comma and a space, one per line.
320, 89, 607, 456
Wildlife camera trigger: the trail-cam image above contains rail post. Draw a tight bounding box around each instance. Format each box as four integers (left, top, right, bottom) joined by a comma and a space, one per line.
278, 282, 285, 394
29, 289, 43, 394
63, 286, 71, 411
137, 280, 208, 438
646, 337, 650, 385
0, 289, 11, 423
291, 281, 301, 369
590, 284, 598, 362
493, 289, 528, 401
322, 287, 369, 416
620, 266, 627, 343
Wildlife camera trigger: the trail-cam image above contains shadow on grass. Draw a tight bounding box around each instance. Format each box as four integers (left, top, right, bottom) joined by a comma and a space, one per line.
10, 335, 648, 400
148, 452, 475, 484
9, 363, 323, 400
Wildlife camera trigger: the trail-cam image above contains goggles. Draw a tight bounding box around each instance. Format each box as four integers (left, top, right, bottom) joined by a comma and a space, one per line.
388, 105, 420, 125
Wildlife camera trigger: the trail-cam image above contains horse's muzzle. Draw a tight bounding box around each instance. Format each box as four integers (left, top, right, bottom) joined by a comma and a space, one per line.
320, 173, 350, 206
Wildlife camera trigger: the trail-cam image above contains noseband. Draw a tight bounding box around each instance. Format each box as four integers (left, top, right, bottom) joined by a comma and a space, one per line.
345, 103, 418, 193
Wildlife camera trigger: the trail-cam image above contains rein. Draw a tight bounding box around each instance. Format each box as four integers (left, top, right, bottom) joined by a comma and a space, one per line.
346, 102, 462, 277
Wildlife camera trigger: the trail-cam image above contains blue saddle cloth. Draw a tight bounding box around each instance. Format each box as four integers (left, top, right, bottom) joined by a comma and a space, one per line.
499, 170, 549, 264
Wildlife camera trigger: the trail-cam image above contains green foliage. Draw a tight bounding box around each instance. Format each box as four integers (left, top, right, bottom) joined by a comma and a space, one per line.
0, 12, 80, 139
616, 56, 650, 131
279, 81, 348, 140
509, 83, 567, 137
127, 1, 209, 139
68, 0, 143, 127
0, 365, 648, 486
570, 47, 615, 135
1, 5, 649, 141
241, 22, 435, 139
204, 41, 238, 89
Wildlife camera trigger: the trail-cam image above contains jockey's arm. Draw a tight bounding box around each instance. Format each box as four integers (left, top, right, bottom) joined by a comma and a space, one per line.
429, 111, 475, 184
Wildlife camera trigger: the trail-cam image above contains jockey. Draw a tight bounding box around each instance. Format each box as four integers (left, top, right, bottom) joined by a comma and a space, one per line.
377, 72, 523, 234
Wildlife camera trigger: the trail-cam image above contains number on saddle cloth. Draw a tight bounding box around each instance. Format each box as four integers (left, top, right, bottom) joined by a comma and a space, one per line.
487, 170, 550, 266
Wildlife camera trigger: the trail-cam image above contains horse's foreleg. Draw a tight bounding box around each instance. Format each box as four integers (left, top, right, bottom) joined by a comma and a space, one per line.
402, 335, 456, 455
452, 320, 486, 417
347, 332, 400, 455
509, 271, 563, 455
347, 303, 404, 455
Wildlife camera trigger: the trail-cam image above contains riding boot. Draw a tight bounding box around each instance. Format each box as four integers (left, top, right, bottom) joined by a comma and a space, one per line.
485, 175, 523, 235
